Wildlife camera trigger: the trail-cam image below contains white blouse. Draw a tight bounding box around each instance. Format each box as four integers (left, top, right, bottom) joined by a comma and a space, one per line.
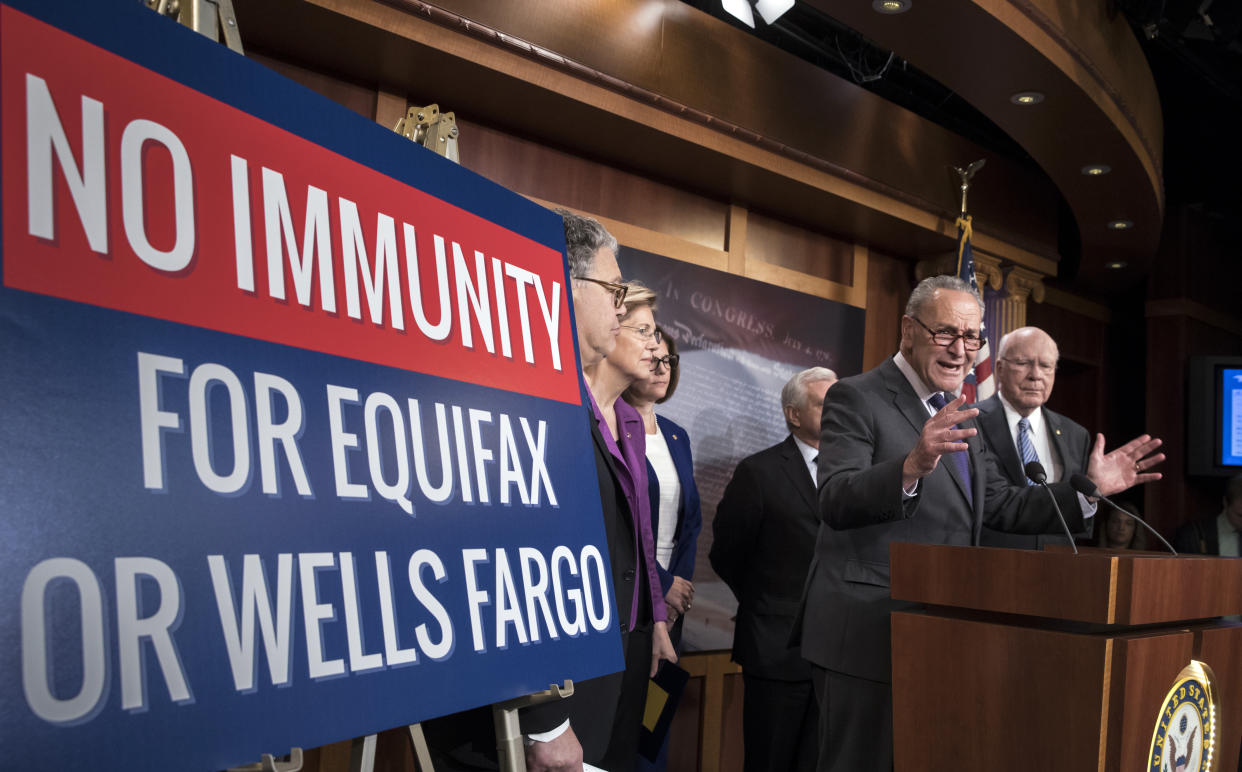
645, 425, 682, 570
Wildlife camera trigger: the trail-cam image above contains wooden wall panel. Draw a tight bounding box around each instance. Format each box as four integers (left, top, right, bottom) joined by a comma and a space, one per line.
862, 250, 912, 373
248, 51, 377, 120
458, 119, 732, 253
743, 211, 853, 286
1139, 205, 1242, 537
1145, 313, 1242, 537
1026, 299, 1108, 435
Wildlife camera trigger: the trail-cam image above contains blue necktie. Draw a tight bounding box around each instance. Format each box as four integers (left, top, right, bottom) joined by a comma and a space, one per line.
1017, 417, 1041, 486
927, 392, 972, 503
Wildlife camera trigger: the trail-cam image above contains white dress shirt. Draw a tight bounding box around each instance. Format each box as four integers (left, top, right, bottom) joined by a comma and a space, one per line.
996, 394, 1061, 482
646, 425, 682, 569
792, 434, 819, 484
1217, 511, 1241, 558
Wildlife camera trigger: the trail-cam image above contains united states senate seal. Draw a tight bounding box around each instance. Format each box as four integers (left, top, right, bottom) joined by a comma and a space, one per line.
1147, 660, 1218, 772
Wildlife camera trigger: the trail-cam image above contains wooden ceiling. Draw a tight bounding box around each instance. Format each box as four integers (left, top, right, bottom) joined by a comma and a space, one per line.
233, 0, 1162, 291
803, 0, 1163, 290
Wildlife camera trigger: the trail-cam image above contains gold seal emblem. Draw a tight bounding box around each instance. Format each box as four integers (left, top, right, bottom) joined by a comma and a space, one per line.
1147, 660, 1218, 771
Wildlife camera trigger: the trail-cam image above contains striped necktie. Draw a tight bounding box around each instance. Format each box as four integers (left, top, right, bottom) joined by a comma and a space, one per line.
1017, 417, 1041, 485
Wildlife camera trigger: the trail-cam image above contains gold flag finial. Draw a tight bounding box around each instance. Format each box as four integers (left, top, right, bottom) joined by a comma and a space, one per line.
951, 159, 986, 215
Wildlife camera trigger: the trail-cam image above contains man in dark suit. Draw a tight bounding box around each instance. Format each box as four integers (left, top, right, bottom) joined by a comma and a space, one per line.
797, 275, 1165, 772
1174, 473, 1242, 556
427, 211, 649, 772
711, 366, 837, 772
977, 326, 1093, 549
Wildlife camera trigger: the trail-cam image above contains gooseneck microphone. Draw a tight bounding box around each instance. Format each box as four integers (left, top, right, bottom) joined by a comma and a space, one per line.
1024, 461, 1079, 555
1069, 474, 1178, 555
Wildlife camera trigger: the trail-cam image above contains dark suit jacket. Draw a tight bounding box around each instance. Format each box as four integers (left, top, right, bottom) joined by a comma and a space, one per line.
519, 406, 641, 751
427, 405, 638, 766
646, 415, 702, 596
975, 394, 1092, 549
797, 358, 1086, 683
711, 435, 819, 681
1174, 513, 1222, 555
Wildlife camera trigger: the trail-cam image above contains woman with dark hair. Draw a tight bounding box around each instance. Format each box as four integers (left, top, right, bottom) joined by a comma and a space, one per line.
624, 323, 701, 772
624, 326, 701, 639
1099, 500, 1147, 550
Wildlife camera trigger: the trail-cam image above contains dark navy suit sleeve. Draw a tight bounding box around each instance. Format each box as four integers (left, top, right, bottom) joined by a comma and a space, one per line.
662, 417, 701, 585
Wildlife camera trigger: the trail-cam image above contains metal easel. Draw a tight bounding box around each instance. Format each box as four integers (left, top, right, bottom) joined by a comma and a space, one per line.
344, 680, 573, 772
144, 0, 244, 54
394, 104, 460, 164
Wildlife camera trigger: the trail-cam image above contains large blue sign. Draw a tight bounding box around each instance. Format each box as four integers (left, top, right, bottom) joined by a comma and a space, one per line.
0, 1, 622, 769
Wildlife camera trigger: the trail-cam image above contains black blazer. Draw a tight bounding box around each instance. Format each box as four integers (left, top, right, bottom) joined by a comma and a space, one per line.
711, 435, 819, 681
1173, 513, 1222, 555
797, 358, 1086, 682
427, 408, 637, 765
974, 394, 1092, 549
518, 409, 640, 754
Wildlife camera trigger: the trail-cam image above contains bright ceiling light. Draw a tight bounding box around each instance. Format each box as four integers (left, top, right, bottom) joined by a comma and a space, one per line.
1081, 164, 1111, 176
756, 0, 795, 24
722, 0, 755, 27
1106, 261, 1128, 269
1107, 219, 1133, 230
1009, 91, 1045, 105
873, 0, 911, 13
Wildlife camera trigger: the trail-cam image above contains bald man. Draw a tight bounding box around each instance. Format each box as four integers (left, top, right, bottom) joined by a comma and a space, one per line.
976, 326, 1093, 550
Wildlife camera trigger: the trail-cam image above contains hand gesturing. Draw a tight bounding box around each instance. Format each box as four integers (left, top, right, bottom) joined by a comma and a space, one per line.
1085, 433, 1165, 497
902, 394, 978, 490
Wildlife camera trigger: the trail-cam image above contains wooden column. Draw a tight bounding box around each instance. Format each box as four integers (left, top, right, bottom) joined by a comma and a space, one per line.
995, 266, 1046, 336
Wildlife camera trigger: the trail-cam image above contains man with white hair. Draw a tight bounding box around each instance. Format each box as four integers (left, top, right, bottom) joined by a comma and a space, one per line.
797, 275, 1164, 770
977, 326, 1093, 549
711, 366, 838, 772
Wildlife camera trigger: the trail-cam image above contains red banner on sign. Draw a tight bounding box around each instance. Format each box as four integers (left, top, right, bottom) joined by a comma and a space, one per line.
1, 6, 578, 403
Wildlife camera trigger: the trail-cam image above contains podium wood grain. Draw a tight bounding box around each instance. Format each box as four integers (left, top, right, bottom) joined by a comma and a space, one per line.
889, 544, 1242, 771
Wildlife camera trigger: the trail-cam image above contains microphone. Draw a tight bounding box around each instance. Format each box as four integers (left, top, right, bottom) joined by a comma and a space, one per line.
1069, 474, 1177, 555
1024, 461, 1078, 555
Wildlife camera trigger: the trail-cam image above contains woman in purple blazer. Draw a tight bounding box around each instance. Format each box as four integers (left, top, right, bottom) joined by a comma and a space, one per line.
624, 326, 702, 646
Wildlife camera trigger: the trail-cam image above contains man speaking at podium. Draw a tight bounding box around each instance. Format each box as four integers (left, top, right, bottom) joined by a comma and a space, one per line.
796, 275, 1165, 772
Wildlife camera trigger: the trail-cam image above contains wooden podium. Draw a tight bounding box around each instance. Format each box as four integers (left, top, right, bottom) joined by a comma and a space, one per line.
889, 544, 1242, 771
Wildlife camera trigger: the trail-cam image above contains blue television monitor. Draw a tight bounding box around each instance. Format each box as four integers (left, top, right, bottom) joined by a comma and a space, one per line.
1189, 357, 1242, 476
1222, 367, 1242, 467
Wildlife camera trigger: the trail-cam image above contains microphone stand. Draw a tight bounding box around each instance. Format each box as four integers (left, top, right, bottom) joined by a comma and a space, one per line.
1024, 461, 1078, 556
1069, 474, 1177, 555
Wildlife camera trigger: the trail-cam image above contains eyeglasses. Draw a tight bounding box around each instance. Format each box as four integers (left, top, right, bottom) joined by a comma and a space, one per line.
652, 353, 679, 372
911, 316, 984, 351
620, 324, 662, 343
577, 277, 628, 309
1001, 357, 1057, 374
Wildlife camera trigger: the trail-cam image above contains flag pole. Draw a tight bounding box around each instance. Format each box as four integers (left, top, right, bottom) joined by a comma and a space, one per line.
950, 159, 994, 402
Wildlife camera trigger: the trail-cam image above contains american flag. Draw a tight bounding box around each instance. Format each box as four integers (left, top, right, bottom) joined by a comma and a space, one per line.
956, 215, 994, 402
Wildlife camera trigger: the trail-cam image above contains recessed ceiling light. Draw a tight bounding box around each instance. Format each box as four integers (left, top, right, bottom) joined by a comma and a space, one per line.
1081, 164, 1111, 176
1009, 91, 1044, 105
1107, 219, 1133, 230
872, 0, 911, 14
1106, 261, 1128, 270
721, 0, 755, 27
